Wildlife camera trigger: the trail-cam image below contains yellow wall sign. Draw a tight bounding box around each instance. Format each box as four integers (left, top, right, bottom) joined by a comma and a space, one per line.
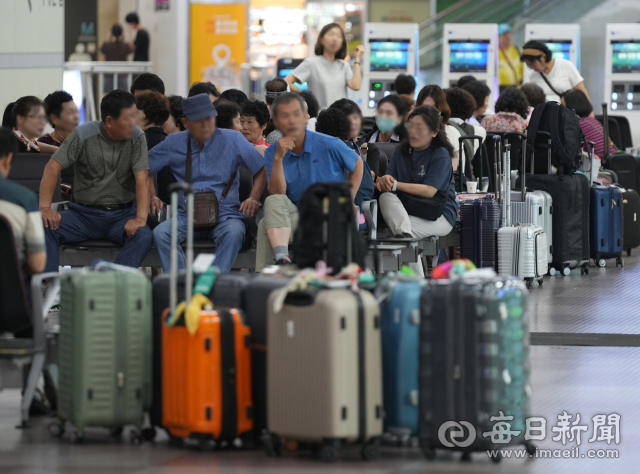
190, 3, 247, 90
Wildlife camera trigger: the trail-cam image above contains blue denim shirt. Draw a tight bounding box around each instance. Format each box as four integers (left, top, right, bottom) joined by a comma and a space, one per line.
148, 129, 265, 224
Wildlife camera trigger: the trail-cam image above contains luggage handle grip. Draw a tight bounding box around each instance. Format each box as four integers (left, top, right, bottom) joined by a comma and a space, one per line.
503, 132, 527, 201
457, 135, 484, 192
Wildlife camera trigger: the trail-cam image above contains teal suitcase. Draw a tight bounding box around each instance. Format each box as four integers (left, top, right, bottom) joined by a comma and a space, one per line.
50, 268, 152, 443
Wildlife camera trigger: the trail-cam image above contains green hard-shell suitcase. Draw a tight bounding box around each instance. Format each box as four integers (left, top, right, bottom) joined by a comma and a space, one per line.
51, 268, 152, 443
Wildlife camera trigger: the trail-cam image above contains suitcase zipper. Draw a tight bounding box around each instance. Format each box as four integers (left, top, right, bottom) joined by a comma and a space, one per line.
219, 310, 238, 441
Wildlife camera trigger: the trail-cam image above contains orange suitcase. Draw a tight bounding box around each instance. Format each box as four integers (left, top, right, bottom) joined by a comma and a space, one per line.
161, 307, 253, 444
160, 183, 253, 445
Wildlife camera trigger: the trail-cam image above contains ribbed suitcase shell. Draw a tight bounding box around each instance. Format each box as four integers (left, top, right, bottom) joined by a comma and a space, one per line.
58, 270, 151, 435
267, 288, 383, 443
622, 189, 640, 253
380, 279, 424, 435
161, 308, 253, 440
510, 190, 553, 263
460, 196, 501, 269
498, 225, 548, 282
419, 277, 531, 454
590, 184, 624, 262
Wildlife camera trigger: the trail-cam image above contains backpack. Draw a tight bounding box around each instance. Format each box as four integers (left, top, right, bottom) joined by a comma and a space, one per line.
292, 182, 366, 274
527, 102, 584, 174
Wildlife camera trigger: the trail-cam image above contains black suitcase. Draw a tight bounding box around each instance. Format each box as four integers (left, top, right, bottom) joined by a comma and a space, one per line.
622, 188, 640, 255
606, 153, 640, 193
419, 277, 534, 462
243, 275, 290, 434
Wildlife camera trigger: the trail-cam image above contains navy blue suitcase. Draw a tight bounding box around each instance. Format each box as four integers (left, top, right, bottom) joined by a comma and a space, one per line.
460, 196, 501, 270
590, 184, 624, 267
379, 279, 425, 439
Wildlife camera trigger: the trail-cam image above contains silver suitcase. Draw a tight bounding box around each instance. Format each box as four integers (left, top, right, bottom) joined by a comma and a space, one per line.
266, 286, 383, 462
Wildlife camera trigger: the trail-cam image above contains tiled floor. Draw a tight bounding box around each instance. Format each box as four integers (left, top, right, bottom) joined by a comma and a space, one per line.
2, 257, 639, 473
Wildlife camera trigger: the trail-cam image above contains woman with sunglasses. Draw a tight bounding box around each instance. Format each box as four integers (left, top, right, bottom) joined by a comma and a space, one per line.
520, 40, 589, 103
2, 96, 58, 153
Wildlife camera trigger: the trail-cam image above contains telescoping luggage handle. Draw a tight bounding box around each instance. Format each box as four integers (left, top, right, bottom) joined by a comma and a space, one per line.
502, 143, 512, 228
503, 132, 528, 202
492, 135, 502, 201
168, 182, 194, 319
602, 102, 611, 163
457, 135, 484, 193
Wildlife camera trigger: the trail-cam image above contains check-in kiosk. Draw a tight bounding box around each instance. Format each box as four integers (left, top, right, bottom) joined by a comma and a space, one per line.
604, 23, 640, 145
276, 58, 308, 91
442, 23, 498, 107
361, 22, 419, 117
525, 24, 580, 71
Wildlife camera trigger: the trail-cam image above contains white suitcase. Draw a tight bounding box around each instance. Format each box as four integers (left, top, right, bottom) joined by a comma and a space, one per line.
510, 189, 553, 264
498, 140, 549, 287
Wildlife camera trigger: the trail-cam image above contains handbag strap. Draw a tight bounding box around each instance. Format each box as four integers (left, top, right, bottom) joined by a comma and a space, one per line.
539, 71, 565, 98
185, 134, 237, 196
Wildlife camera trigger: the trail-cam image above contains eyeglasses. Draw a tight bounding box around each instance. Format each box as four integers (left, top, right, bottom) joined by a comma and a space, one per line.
27, 114, 47, 122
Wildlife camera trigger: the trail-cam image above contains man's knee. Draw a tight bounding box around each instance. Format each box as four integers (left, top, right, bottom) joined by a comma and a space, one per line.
132, 225, 153, 244
263, 194, 293, 229
218, 219, 246, 243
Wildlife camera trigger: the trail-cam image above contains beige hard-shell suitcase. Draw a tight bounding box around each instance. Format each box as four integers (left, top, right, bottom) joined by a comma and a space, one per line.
265, 287, 383, 462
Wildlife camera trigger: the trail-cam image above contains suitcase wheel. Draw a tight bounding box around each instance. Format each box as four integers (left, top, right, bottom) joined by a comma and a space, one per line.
581, 266, 590, 276
422, 445, 436, 460
129, 429, 143, 445
142, 427, 157, 442
361, 439, 381, 461
110, 426, 124, 437
617, 258, 624, 268
597, 259, 606, 268
549, 268, 556, 276
318, 443, 339, 463
48, 420, 64, 438
563, 267, 571, 276
263, 432, 284, 457
627, 249, 632, 256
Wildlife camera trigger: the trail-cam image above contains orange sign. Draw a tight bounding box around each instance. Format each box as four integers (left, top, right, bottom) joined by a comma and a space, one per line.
190, 3, 247, 90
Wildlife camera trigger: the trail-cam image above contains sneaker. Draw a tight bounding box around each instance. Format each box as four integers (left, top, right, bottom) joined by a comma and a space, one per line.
393, 233, 414, 239
275, 258, 292, 266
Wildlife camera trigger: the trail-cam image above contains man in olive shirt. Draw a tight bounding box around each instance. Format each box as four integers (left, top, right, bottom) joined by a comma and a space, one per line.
39, 90, 152, 272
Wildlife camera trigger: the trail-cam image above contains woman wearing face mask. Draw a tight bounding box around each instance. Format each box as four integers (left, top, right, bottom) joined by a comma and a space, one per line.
376, 105, 457, 274
1, 96, 58, 154
285, 23, 364, 109
361, 94, 407, 144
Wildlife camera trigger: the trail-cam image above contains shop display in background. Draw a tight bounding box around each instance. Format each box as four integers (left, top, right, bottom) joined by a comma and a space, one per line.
305, 2, 365, 59
65, 0, 97, 61
250, 0, 308, 65
190, 3, 247, 91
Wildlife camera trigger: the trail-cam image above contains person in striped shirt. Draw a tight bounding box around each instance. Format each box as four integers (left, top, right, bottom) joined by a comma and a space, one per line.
0, 127, 46, 275
563, 89, 617, 159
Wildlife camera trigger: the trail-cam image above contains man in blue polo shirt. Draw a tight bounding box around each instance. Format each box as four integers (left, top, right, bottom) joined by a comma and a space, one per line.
149, 94, 266, 272
256, 92, 363, 271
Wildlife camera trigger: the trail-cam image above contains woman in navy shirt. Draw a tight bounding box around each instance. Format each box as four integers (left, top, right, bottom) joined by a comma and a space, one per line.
376, 105, 457, 243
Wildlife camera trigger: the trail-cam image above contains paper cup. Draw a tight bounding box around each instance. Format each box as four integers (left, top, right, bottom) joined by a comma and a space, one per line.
466, 181, 478, 193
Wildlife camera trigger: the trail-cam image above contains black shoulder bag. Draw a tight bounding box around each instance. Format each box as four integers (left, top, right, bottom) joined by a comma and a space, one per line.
539, 71, 565, 98
395, 148, 452, 221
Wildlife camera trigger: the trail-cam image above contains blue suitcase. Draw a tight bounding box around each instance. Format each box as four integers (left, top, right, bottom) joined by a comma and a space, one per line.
380, 279, 425, 438
590, 184, 624, 267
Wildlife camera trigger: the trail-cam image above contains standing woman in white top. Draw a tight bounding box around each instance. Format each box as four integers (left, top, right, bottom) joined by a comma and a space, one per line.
520, 40, 590, 103
416, 85, 462, 171
285, 23, 364, 109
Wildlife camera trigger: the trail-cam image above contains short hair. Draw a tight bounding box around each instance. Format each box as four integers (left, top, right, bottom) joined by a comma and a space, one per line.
315, 108, 351, 141
394, 74, 416, 95
215, 100, 242, 130
136, 91, 170, 126
0, 127, 19, 159
456, 75, 477, 89
461, 80, 491, 111
111, 24, 123, 38
2, 96, 45, 129
125, 12, 140, 24
188, 81, 220, 99
562, 88, 593, 118
416, 85, 451, 125
43, 90, 74, 127
521, 40, 553, 63
272, 92, 305, 117
100, 90, 137, 123
241, 100, 270, 127
167, 95, 186, 131
265, 78, 288, 105
520, 83, 546, 108
329, 98, 362, 118
218, 89, 248, 105
314, 23, 347, 60
299, 91, 320, 118
446, 87, 477, 120
130, 73, 165, 95
377, 94, 406, 119
495, 87, 529, 119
